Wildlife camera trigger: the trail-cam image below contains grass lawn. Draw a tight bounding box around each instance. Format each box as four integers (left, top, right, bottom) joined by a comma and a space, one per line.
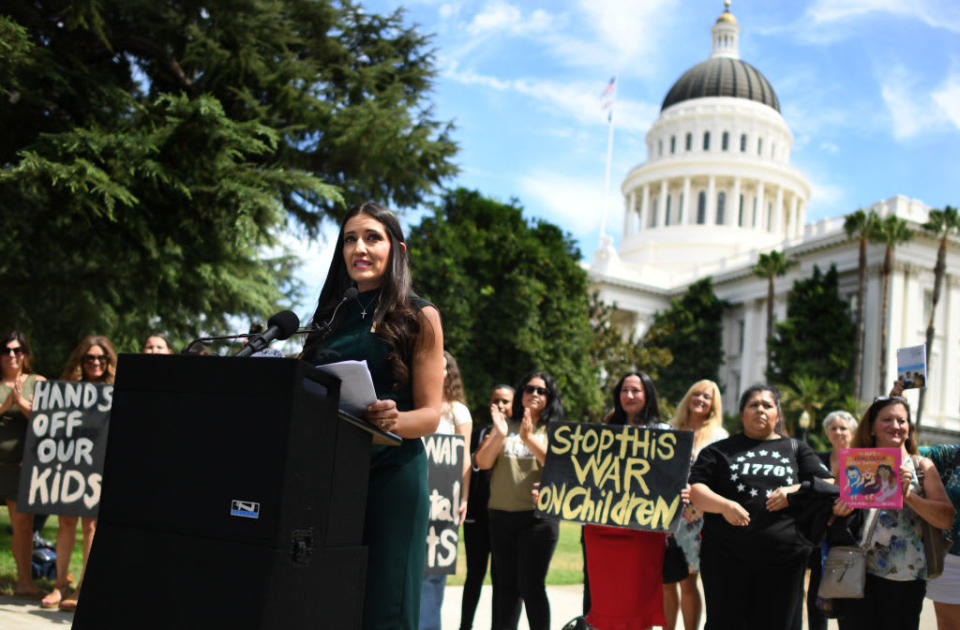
0, 509, 86, 595
0, 511, 584, 591
447, 520, 583, 586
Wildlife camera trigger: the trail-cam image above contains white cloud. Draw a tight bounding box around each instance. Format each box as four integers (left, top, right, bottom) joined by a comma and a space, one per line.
519, 171, 616, 235
446, 67, 660, 133
467, 1, 556, 36
819, 141, 840, 154
931, 73, 960, 130
806, 0, 960, 32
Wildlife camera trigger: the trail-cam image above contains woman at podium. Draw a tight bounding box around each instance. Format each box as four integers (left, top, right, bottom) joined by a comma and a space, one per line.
301, 202, 444, 630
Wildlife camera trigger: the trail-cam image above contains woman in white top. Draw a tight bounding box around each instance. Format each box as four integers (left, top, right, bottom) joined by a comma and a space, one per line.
664, 379, 727, 630
419, 351, 473, 630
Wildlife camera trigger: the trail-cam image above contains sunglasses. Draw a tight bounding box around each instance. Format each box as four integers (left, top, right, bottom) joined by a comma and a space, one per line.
524, 385, 548, 396
873, 395, 907, 404
83, 354, 109, 365
2, 346, 24, 356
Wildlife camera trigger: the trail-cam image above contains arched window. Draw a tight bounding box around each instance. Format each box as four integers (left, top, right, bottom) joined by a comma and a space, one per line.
658, 139, 663, 156
685, 133, 692, 151
722, 131, 730, 151
740, 133, 747, 152
697, 191, 706, 224
717, 191, 726, 224
649, 196, 658, 228
670, 135, 676, 153
703, 131, 710, 151
757, 137, 763, 156
767, 202, 773, 231
738, 194, 745, 226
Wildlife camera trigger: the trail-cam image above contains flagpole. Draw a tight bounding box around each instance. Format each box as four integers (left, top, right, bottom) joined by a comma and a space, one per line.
599, 75, 617, 247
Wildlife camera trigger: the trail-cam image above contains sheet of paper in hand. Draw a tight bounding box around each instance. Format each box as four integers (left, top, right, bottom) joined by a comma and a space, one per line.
423, 433, 466, 574
839, 448, 903, 509
17, 380, 113, 517
535, 422, 693, 532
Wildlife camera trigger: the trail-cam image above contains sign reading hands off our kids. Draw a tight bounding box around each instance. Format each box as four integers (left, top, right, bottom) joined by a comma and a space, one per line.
17, 380, 113, 517
535, 422, 693, 532
423, 433, 465, 575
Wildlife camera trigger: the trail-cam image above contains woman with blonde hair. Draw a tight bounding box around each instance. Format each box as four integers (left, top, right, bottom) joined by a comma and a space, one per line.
42, 335, 117, 611
664, 379, 727, 630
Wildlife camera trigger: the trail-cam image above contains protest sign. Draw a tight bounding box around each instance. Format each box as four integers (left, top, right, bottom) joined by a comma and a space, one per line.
423, 433, 465, 574
839, 448, 903, 509
535, 422, 693, 532
17, 380, 113, 517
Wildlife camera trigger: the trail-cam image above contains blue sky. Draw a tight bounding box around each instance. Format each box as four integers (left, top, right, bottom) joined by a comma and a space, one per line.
291, 0, 960, 319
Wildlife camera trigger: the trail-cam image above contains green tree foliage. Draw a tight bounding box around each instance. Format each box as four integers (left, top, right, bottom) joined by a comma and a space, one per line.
843, 208, 881, 400
767, 264, 855, 422
916, 205, 959, 428
587, 292, 673, 418
642, 278, 727, 406
751, 250, 797, 373
407, 188, 602, 422
0, 1, 456, 373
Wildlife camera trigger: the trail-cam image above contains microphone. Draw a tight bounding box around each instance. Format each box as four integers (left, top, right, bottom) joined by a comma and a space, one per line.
314, 286, 359, 337
234, 310, 301, 358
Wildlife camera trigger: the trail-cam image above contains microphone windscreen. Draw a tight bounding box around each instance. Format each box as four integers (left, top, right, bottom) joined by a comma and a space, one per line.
267, 310, 301, 340
343, 286, 359, 300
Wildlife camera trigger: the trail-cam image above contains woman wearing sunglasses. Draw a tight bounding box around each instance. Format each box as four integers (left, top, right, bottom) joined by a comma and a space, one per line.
42, 335, 117, 611
0, 330, 47, 598
475, 371, 564, 630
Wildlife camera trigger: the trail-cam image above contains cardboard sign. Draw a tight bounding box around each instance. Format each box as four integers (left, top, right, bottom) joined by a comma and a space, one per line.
535, 422, 693, 532
17, 380, 113, 517
423, 433, 465, 575
839, 448, 903, 509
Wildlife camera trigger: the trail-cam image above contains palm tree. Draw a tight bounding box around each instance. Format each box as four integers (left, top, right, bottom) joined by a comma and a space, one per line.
870, 215, 913, 394
843, 209, 880, 401
752, 250, 797, 374
916, 205, 960, 429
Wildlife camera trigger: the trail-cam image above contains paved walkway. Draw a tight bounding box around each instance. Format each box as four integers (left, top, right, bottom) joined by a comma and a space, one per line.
0, 583, 939, 629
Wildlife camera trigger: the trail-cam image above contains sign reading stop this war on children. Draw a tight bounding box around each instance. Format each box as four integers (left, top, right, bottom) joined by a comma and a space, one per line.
17, 380, 113, 517
423, 433, 465, 575
535, 422, 693, 533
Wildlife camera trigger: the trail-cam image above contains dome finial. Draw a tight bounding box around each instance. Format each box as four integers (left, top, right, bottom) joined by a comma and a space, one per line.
711, 0, 739, 58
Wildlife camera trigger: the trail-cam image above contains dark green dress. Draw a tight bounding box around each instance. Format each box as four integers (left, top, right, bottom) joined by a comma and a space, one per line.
307, 289, 430, 630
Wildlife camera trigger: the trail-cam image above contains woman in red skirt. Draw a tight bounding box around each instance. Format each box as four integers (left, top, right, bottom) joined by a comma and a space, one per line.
584, 372, 670, 630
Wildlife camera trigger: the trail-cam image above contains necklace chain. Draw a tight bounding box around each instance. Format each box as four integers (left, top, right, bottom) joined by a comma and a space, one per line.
356, 293, 379, 319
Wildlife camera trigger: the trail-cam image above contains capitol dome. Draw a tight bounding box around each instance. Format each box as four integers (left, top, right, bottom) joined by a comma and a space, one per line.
661, 57, 780, 112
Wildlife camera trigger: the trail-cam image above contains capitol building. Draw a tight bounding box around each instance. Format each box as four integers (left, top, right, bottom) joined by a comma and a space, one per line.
589, 3, 960, 439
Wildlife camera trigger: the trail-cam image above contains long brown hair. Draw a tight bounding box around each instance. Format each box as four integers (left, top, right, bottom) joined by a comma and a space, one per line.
61, 336, 117, 384
1, 330, 35, 375
442, 351, 467, 405
302, 202, 430, 388
852, 396, 917, 454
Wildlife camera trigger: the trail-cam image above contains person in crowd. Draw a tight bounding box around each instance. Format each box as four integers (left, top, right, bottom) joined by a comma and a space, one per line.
42, 335, 117, 611
582, 371, 671, 630
475, 371, 562, 630
419, 351, 473, 630
805, 409, 857, 630
460, 384, 514, 630
664, 379, 727, 630
142, 334, 173, 354
832, 395, 955, 630
918, 442, 960, 630
300, 202, 444, 630
689, 384, 837, 630
0, 331, 47, 598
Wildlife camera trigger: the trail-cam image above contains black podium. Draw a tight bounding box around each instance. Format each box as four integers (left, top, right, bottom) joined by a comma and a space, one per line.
73, 354, 380, 629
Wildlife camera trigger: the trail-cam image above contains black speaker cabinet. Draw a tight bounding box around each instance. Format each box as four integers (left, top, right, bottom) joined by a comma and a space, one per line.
73, 354, 372, 629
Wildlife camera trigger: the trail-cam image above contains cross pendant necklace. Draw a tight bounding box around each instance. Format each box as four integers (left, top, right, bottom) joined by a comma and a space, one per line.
357, 294, 379, 319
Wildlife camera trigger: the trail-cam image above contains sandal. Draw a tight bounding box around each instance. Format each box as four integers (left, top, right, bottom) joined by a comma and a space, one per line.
59, 590, 79, 613
40, 585, 69, 609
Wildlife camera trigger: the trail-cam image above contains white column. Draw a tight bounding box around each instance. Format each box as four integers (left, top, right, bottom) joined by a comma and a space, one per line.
682, 177, 691, 225
641, 185, 650, 230
940, 275, 960, 430
626, 190, 636, 235
658, 179, 668, 228
789, 194, 799, 238
706, 175, 716, 225
773, 186, 784, 235
731, 177, 742, 227
755, 183, 765, 230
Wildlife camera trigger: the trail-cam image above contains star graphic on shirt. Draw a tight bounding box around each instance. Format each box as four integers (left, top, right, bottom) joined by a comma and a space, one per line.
745, 451, 755, 458
765, 489, 773, 497
749, 488, 758, 497
730, 463, 739, 471
759, 449, 768, 456
780, 457, 790, 464
737, 483, 746, 492
730, 473, 739, 481
786, 477, 793, 484
737, 456, 746, 462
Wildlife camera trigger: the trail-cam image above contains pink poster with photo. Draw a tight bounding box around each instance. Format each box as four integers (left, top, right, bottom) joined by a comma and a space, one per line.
839, 448, 903, 509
